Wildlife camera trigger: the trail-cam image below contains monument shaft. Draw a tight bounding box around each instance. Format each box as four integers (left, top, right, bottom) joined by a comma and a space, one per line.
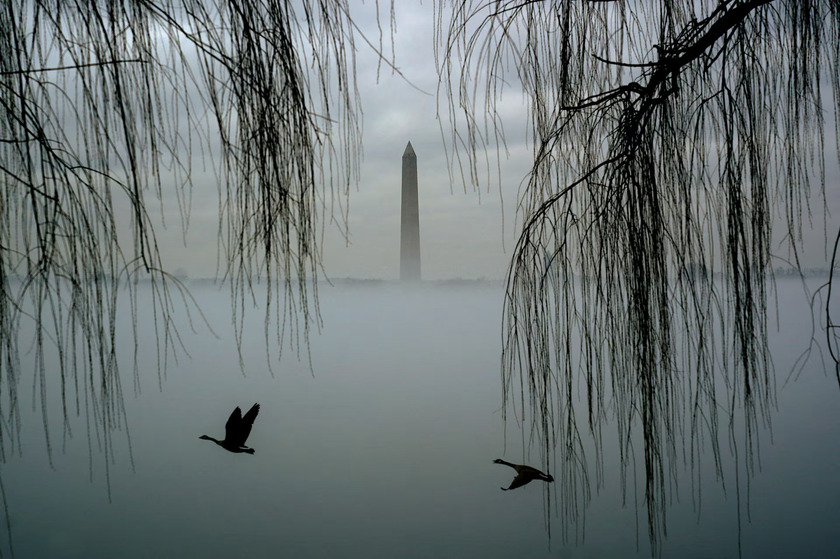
400, 142, 421, 281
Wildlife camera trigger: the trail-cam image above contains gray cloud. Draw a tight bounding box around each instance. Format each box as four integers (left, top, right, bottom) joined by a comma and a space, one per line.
145, 4, 840, 280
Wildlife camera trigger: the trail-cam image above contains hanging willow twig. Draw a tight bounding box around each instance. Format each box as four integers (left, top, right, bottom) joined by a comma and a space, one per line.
436, 0, 838, 555
0, 0, 394, 512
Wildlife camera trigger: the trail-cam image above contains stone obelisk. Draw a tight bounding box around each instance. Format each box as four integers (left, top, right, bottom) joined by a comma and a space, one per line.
400, 141, 421, 281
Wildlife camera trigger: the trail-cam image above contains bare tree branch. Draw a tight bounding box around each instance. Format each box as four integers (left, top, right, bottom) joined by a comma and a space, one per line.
436, 0, 837, 554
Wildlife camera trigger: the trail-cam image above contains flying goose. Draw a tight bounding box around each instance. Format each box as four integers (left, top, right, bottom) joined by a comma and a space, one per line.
494, 458, 554, 491
200, 403, 260, 454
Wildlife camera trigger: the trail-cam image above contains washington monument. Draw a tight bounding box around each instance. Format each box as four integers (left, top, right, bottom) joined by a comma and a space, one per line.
400, 141, 421, 281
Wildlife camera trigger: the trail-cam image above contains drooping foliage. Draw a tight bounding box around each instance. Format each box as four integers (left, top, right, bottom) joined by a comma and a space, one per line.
436, 0, 839, 552
0, 0, 390, 494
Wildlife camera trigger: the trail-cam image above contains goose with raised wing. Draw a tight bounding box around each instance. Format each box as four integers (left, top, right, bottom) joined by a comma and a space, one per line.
200, 403, 260, 454
494, 458, 554, 491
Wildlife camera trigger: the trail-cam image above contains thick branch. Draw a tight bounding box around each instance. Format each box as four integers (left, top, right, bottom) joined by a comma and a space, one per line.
646, 0, 773, 95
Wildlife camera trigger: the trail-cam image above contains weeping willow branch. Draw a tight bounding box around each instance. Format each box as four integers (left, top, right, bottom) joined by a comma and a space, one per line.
437, 0, 837, 554
826, 226, 840, 382
0, 0, 392, 506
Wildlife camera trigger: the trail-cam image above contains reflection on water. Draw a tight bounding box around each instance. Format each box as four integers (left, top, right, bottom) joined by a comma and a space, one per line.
3, 280, 839, 557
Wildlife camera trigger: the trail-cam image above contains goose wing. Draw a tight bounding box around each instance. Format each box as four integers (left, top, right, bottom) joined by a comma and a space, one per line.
224, 407, 243, 444
229, 403, 260, 447
503, 471, 535, 491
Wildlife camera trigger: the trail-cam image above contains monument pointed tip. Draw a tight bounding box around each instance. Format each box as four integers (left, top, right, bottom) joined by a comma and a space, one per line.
403, 141, 415, 157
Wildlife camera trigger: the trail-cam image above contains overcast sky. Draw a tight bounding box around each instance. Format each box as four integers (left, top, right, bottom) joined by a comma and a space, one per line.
149, 4, 529, 281
151, 3, 840, 281
317, 4, 530, 281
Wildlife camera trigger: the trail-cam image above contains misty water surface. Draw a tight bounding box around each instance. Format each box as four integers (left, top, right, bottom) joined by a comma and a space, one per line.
3, 280, 839, 558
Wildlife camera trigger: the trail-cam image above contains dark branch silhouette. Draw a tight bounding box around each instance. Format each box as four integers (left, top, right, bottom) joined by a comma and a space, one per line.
0, 1, 392, 462
0, 1, 394, 548
436, 0, 840, 554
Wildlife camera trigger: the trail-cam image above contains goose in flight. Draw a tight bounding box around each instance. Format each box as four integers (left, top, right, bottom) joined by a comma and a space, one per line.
494, 458, 554, 491
200, 403, 260, 454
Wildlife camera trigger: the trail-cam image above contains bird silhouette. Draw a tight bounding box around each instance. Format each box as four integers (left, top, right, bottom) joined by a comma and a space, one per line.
200, 403, 260, 454
494, 458, 554, 491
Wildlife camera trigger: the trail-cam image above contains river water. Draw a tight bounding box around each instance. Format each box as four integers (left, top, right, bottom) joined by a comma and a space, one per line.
3, 279, 839, 557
